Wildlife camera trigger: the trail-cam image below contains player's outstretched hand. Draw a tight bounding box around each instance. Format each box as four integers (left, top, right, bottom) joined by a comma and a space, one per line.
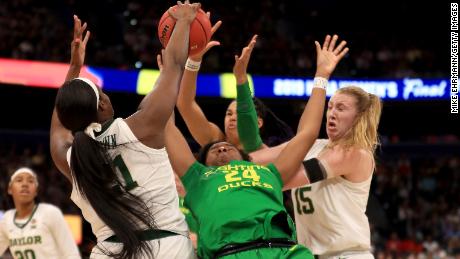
314, 34, 349, 79
70, 15, 90, 67
233, 35, 257, 85
189, 12, 222, 62
169, 1, 200, 24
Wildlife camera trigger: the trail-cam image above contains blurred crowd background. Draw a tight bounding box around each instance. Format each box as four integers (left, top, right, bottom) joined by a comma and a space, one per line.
0, 0, 457, 258
0, 0, 448, 77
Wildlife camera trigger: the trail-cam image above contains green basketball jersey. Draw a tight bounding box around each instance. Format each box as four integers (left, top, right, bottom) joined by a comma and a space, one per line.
179, 196, 198, 233
181, 160, 296, 259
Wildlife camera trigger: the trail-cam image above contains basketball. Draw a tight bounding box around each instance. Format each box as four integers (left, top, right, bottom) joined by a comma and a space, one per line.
158, 6, 212, 56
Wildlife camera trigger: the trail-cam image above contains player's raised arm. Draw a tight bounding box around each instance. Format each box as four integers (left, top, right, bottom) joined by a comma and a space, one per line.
65, 15, 90, 81
51, 15, 89, 180
165, 115, 197, 177
176, 14, 224, 146
125, 1, 200, 149
274, 35, 349, 184
234, 35, 266, 153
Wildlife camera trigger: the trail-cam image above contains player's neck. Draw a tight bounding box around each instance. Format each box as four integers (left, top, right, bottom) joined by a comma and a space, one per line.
15, 202, 36, 219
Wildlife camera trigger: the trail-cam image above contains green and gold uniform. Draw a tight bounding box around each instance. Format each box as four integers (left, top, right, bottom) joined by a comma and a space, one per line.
179, 197, 198, 233
182, 160, 313, 259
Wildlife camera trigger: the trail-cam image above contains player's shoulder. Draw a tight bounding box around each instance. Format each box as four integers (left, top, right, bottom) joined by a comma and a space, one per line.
348, 146, 373, 163
96, 118, 123, 135
1, 209, 16, 222
341, 146, 374, 173
37, 203, 63, 215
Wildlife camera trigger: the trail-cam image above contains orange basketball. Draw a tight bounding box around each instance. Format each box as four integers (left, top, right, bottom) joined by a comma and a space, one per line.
158, 6, 212, 56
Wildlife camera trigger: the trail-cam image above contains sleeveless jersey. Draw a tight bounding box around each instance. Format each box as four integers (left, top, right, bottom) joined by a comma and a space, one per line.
182, 160, 296, 259
68, 118, 188, 242
291, 139, 373, 255
0, 203, 80, 259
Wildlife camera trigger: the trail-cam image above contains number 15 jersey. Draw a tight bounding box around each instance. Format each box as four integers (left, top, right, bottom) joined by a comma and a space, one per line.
291, 139, 372, 255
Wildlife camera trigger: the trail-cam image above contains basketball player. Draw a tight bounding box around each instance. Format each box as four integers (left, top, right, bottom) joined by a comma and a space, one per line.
164, 36, 348, 259
291, 84, 381, 259
174, 32, 293, 153
0, 167, 81, 259
49, 4, 199, 258
250, 35, 382, 259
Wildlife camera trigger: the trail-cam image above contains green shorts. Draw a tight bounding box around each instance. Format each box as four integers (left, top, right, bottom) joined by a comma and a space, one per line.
220, 245, 313, 259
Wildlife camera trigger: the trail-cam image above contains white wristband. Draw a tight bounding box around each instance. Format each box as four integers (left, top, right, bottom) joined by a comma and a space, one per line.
185, 58, 201, 72
313, 77, 328, 90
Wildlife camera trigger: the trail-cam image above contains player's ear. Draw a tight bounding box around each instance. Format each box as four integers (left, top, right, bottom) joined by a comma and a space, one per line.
257, 118, 263, 129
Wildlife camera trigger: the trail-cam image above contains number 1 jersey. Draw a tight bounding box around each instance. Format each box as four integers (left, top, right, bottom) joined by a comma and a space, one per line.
67, 118, 189, 242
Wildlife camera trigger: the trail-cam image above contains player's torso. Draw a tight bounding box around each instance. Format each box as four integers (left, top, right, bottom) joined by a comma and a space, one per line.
186, 160, 284, 225
291, 140, 372, 254
185, 160, 291, 258
70, 118, 187, 241
3, 206, 61, 259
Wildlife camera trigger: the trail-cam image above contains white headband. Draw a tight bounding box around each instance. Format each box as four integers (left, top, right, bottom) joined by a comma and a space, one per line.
10, 167, 38, 186
74, 77, 100, 108
72, 77, 102, 139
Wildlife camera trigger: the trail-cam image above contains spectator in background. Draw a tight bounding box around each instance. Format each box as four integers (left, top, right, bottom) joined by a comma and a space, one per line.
0, 0, 447, 77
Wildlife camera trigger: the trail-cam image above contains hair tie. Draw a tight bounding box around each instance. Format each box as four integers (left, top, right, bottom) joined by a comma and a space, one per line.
84, 122, 102, 139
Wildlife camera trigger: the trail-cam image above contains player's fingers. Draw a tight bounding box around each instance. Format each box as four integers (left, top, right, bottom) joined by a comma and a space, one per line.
157, 54, 163, 68
315, 41, 321, 54
191, 3, 200, 10
211, 21, 222, 35
73, 38, 81, 48
73, 15, 78, 38
82, 31, 90, 46
333, 41, 347, 56
322, 35, 331, 50
328, 34, 338, 52
337, 47, 349, 60
205, 41, 220, 51
240, 47, 250, 58
81, 22, 87, 33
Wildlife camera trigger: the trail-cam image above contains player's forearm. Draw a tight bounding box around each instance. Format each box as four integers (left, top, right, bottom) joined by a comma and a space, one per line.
177, 69, 199, 109
64, 64, 82, 82
140, 19, 192, 127
297, 87, 326, 136
163, 20, 191, 69
235, 75, 248, 85
165, 118, 196, 177
237, 81, 263, 152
